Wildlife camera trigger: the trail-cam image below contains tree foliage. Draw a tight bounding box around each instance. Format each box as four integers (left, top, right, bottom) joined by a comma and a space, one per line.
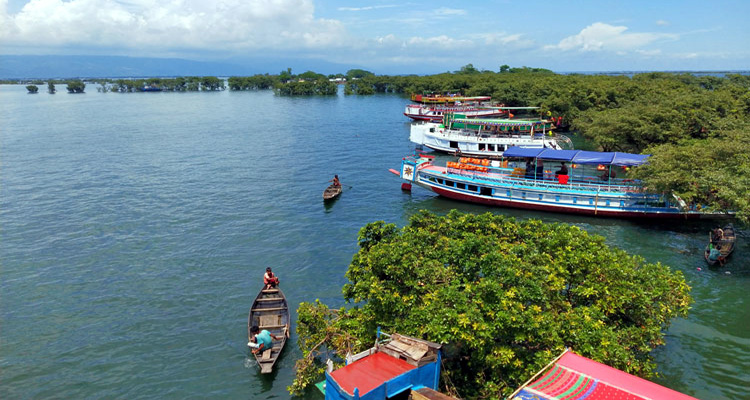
26, 85, 38, 93
291, 210, 692, 398
65, 79, 85, 93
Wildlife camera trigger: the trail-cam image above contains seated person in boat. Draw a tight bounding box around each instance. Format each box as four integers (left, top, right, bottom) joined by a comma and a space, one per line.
329, 175, 341, 187
535, 160, 545, 180
248, 325, 281, 354
555, 162, 568, 177
525, 159, 535, 179
711, 228, 724, 243
264, 267, 280, 289
600, 169, 616, 181
708, 245, 725, 266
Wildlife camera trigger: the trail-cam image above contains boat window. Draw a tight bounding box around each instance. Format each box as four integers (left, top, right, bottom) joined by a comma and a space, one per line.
538, 194, 543, 200
429, 127, 435, 133
481, 187, 492, 196
450, 141, 458, 149
457, 183, 466, 190
589, 199, 594, 205
437, 178, 444, 185
428, 177, 436, 182
573, 197, 577, 204
488, 144, 495, 152
478, 143, 486, 151
468, 185, 478, 192
445, 180, 454, 187
506, 190, 511, 197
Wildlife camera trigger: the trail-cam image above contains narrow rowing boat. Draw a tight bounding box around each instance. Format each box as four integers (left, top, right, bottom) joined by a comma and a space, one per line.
705, 224, 736, 266
323, 184, 342, 201
247, 287, 289, 373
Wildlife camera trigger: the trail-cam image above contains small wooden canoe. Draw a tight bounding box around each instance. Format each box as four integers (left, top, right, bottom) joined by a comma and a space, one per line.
705, 224, 736, 266
247, 287, 290, 373
323, 184, 342, 201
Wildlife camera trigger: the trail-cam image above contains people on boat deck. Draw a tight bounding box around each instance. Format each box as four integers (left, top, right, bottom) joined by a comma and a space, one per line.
248, 325, 281, 354
535, 160, 544, 180
600, 169, 616, 181
264, 267, 280, 289
525, 159, 535, 179
708, 244, 725, 266
330, 175, 341, 187
711, 228, 724, 243
555, 162, 568, 176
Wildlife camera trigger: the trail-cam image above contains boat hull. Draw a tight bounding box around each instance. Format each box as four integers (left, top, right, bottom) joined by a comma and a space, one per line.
248, 287, 289, 373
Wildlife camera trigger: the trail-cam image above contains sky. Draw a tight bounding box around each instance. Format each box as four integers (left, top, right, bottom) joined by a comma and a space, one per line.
1, 0, 748, 74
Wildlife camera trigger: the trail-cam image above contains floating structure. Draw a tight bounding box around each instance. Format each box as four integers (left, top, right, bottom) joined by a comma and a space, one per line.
510, 349, 698, 400
410, 113, 571, 158
247, 287, 289, 373
321, 332, 442, 400
404, 100, 512, 122
390, 148, 731, 219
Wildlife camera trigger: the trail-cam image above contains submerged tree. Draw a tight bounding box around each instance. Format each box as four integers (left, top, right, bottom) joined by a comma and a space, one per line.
65, 79, 85, 93
26, 85, 38, 93
291, 210, 692, 398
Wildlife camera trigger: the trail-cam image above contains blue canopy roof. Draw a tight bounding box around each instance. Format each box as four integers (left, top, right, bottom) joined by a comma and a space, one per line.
502, 147, 650, 166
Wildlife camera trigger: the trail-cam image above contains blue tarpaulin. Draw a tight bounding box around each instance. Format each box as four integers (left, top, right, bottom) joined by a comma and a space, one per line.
502, 148, 650, 166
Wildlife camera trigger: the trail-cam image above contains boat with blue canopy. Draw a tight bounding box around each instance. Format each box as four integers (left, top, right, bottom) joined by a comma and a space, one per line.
389, 148, 731, 219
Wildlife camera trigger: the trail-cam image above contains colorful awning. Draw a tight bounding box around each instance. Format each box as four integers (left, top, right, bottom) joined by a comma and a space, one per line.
512, 351, 698, 400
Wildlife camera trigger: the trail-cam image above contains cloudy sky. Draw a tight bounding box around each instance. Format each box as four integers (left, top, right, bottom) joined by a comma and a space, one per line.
1, 0, 748, 74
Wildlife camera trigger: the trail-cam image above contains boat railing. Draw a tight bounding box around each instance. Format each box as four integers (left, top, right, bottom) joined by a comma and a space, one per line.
441, 166, 649, 195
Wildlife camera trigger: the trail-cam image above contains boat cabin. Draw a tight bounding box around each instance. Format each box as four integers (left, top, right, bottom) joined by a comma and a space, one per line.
322, 333, 442, 400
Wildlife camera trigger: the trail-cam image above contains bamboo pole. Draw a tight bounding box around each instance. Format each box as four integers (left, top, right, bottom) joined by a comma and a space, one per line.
506, 348, 570, 400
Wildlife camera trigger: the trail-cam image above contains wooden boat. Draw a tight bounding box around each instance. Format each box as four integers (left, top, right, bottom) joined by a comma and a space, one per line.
247, 287, 289, 373
391, 148, 733, 220
323, 184, 342, 201
705, 224, 736, 266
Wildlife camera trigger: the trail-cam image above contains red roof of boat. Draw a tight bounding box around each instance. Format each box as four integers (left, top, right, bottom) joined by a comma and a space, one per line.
329, 351, 416, 396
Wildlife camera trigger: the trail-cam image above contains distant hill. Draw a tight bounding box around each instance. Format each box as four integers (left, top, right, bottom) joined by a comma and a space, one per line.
0, 55, 361, 79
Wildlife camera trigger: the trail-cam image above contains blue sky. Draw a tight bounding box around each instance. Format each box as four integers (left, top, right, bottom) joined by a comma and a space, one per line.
1, 0, 748, 74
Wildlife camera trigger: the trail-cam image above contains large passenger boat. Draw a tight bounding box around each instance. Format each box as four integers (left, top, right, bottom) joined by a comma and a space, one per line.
390, 147, 730, 219
410, 114, 572, 157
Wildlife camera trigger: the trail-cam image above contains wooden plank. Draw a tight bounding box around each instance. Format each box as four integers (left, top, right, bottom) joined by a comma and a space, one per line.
261, 289, 279, 293
261, 349, 272, 360
412, 387, 458, 400
259, 324, 286, 329
260, 314, 281, 327
256, 297, 281, 302
252, 307, 287, 312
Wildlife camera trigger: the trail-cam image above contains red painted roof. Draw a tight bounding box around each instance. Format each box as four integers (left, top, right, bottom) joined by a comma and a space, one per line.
329, 352, 416, 396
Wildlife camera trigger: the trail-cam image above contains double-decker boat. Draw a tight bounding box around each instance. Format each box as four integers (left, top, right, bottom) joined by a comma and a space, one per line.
390, 147, 731, 219
410, 113, 572, 158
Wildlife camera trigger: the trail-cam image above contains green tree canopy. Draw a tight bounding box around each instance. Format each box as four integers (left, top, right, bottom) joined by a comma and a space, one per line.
26, 85, 38, 93
65, 79, 85, 93
291, 210, 692, 398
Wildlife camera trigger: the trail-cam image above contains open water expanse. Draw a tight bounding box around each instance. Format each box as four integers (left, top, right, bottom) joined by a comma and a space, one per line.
1, 84, 748, 399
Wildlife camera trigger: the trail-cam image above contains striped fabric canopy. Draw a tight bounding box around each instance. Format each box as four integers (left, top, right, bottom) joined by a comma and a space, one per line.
511, 351, 698, 400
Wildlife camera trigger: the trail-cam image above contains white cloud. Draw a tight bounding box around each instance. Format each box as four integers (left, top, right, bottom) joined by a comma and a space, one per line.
433, 7, 466, 16
471, 32, 534, 48
656, 19, 670, 26
545, 22, 677, 52
338, 5, 399, 11
0, 0, 346, 54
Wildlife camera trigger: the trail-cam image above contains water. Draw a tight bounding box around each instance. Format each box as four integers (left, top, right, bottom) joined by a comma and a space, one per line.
1, 85, 748, 399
